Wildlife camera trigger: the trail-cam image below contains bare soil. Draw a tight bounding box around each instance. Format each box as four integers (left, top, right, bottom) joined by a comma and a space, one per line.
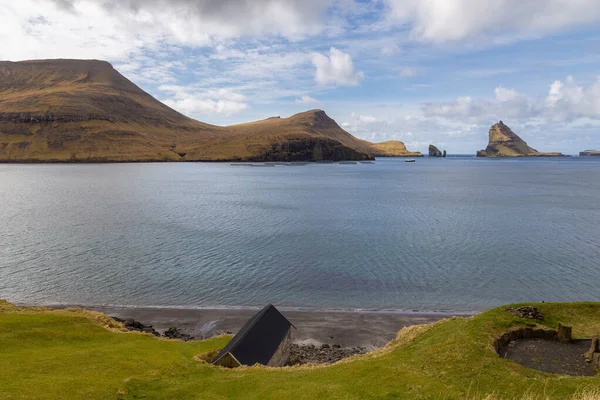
502, 338, 596, 376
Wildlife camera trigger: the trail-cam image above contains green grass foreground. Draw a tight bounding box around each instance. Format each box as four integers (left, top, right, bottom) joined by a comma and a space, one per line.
2, 300, 600, 399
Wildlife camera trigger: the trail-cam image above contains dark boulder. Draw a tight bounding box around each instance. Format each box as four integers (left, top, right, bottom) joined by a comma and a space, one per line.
506, 306, 544, 321
164, 326, 194, 342
111, 316, 160, 337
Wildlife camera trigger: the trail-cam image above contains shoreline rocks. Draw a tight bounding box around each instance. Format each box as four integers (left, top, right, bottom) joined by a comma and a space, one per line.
111, 316, 160, 337
163, 326, 194, 341
111, 316, 194, 341
507, 306, 544, 321
286, 343, 368, 365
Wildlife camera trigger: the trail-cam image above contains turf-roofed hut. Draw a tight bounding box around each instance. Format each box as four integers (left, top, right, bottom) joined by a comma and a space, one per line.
212, 304, 295, 368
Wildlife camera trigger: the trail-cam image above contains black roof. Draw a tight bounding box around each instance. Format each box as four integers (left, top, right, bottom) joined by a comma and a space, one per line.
212, 304, 294, 366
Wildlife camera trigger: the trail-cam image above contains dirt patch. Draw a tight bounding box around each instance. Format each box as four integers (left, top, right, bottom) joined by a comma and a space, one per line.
502, 338, 595, 376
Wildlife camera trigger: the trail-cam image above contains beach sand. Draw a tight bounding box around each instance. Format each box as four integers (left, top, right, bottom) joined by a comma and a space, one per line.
51, 305, 474, 349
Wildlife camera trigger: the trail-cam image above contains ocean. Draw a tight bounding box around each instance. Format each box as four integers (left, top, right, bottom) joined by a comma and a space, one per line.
1, 157, 599, 312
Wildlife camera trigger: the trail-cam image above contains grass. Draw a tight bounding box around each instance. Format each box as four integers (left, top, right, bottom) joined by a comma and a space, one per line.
2, 300, 600, 399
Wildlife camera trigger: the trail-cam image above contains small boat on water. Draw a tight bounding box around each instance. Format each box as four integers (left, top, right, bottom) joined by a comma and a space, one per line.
405, 159, 416, 163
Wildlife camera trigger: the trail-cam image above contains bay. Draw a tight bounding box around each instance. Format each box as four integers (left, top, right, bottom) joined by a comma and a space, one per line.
1, 157, 599, 312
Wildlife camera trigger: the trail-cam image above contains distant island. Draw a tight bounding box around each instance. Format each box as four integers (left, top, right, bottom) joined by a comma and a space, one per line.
0, 59, 421, 163
579, 149, 600, 156
476, 121, 564, 157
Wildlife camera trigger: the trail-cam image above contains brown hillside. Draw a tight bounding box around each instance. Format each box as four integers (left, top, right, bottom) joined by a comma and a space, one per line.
0, 59, 419, 162
371, 140, 423, 157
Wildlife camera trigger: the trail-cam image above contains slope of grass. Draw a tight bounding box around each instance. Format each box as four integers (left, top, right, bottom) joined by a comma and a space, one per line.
1, 300, 600, 399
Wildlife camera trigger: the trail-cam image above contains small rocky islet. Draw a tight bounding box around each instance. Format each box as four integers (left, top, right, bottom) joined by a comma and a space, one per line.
428, 144, 446, 157
476, 121, 565, 157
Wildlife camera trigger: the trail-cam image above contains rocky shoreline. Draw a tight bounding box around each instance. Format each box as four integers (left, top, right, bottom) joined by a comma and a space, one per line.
114, 315, 369, 365
112, 316, 195, 341
286, 343, 368, 365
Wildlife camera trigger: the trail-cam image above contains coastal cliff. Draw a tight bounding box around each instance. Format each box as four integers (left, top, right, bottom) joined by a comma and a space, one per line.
368, 140, 423, 157
476, 121, 564, 157
579, 149, 600, 156
0, 59, 420, 162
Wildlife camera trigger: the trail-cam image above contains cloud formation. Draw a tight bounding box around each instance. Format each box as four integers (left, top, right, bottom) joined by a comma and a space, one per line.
423, 76, 600, 123
384, 0, 600, 43
398, 67, 417, 77
312, 47, 363, 86
159, 85, 248, 116
0, 0, 334, 60
295, 95, 320, 104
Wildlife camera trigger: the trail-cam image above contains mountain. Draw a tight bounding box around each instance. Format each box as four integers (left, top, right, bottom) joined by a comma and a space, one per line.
476, 121, 564, 157
0, 59, 420, 162
367, 140, 422, 157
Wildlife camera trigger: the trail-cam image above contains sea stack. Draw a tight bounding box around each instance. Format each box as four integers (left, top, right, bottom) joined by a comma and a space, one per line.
428, 145, 442, 157
476, 121, 564, 157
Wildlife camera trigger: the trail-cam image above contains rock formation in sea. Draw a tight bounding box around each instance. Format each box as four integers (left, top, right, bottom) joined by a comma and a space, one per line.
429, 145, 442, 157
476, 121, 564, 157
0, 59, 421, 162
443, 150, 447, 158
579, 149, 600, 156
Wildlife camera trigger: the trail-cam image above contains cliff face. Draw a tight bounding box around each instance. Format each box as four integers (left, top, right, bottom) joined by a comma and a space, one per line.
0, 59, 425, 162
368, 141, 423, 157
580, 150, 600, 156
476, 121, 564, 157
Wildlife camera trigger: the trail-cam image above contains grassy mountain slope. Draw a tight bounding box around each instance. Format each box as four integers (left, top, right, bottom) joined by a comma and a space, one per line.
0, 59, 420, 162
2, 300, 600, 399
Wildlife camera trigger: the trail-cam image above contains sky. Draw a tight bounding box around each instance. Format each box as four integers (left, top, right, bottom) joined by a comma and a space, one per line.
1, 0, 600, 154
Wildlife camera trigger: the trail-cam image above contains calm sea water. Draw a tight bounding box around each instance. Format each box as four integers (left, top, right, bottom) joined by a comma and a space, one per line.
1, 157, 599, 312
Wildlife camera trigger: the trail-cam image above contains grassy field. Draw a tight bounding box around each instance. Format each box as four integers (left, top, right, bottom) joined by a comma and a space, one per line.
2, 300, 600, 399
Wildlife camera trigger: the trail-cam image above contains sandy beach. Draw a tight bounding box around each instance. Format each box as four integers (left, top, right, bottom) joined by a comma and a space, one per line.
50, 305, 474, 349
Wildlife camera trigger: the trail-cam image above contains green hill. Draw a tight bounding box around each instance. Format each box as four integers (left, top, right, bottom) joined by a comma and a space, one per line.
2, 300, 600, 399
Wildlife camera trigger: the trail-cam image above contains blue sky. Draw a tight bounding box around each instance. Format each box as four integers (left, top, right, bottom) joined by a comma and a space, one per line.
2, 0, 600, 154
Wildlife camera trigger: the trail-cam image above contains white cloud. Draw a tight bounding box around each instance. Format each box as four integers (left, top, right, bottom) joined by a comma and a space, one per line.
544, 76, 600, 122
0, 0, 335, 61
398, 67, 417, 77
423, 76, 600, 123
494, 87, 522, 102
381, 43, 402, 56
312, 47, 364, 86
159, 86, 248, 116
384, 0, 600, 43
358, 115, 377, 123
295, 95, 320, 104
